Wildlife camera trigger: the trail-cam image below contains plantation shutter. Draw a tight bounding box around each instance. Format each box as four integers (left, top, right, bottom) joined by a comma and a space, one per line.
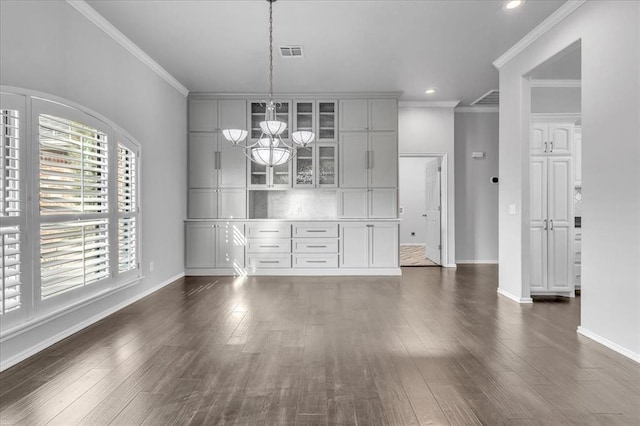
38, 114, 110, 299
1, 106, 22, 314
117, 142, 138, 274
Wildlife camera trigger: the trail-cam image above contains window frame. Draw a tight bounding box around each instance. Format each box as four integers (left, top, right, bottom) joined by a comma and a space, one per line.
0, 88, 142, 335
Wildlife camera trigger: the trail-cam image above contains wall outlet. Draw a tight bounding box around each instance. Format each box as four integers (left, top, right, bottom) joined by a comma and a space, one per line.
149, 261, 154, 272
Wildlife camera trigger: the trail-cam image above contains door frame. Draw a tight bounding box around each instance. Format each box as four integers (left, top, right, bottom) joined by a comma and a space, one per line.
399, 153, 450, 267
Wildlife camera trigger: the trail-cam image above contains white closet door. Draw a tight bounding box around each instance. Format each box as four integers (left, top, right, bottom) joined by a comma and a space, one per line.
547, 157, 573, 291
530, 157, 548, 291
531, 123, 547, 155
548, 123, 573, 155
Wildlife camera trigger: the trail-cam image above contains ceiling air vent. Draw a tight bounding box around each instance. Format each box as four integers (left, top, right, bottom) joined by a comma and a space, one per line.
471, 90, 499, 106
280, 45, 304, 58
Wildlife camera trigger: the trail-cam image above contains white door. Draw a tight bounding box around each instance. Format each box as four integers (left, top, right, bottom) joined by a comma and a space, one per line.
424, 159, 441, 264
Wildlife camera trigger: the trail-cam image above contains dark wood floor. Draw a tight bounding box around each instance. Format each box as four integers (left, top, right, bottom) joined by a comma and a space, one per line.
1, 266, 639, 425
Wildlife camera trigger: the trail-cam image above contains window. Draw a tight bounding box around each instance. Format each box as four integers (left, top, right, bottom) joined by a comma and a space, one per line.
0, 90, 141, 332
38, 114, 111, 299
1, 106, 22, 315
117, 139, 139, 274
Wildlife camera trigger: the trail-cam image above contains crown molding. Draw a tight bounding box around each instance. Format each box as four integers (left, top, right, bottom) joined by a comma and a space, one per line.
530, 79, 581, 88
493, 0, 588, 69
66, 0, 189, 97
189, 92, 403, 100
455, 106, 499, 113
399, 101, 460, 108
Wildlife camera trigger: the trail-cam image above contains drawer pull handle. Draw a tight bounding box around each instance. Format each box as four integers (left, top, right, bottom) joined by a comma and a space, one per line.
258, 230, 279, 233
259, 245, 279, 248
306, 230, 327, 233
259, 260, 280, 264
306, 260, 327, 263
307, 245, 327, 248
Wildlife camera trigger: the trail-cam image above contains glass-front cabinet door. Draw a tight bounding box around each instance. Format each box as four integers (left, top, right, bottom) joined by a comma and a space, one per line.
294, 101, 314, 135
316, 144, 337, 187
248, 153, 291, 189
317, 101, 338, 142
293, 143, 337, 188
294, 146, 314, 187
249, 101, 291, 141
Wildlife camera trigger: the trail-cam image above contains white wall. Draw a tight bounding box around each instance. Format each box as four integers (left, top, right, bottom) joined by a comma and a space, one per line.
0, 1, 187, 366
399, 106, 455, 266
531, 87, 581, 113
454, 111, 499, 263
497, 2, 640, 358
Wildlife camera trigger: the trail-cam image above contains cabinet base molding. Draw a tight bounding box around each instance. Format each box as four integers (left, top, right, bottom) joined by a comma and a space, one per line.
530, 290, 575, 298
186, 268, 402, 277
497, 288, 533, 304
577, 326, 640, 363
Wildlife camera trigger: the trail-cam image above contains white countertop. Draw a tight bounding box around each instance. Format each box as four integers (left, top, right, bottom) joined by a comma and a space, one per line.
185, 218, 401, 222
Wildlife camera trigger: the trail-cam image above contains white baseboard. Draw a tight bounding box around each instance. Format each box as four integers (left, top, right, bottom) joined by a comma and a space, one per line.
456, 260, 499, 264
577, 326, 640, 363
186, 268, 402, 277
497, 288, 533, 304
0, 272, 184, 372
443, 263, 457, 268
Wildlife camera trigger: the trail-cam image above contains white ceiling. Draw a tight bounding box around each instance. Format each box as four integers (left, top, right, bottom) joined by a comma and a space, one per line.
87, 0, 566, 104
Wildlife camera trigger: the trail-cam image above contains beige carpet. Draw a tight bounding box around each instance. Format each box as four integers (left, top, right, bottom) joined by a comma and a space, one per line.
400, 245, 438, 266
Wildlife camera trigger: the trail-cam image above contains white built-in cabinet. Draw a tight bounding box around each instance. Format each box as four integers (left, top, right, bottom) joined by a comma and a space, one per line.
574, 126, 582, 187
188, 99, 247, 218
185, 222, 245, 269
186, 95, 400, 276
531, 120, 574, 156
340, 222, 399, 268
530, 118, 575, 295
338, 99, 398, 219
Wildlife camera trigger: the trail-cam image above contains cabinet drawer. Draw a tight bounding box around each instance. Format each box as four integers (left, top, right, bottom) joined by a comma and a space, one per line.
293, 254, 339, 268
246, 238, 290, 253
246, 223, 291, 238
247, 254, 291, 269
293, 222, 338, 238
293, 238, 338, 253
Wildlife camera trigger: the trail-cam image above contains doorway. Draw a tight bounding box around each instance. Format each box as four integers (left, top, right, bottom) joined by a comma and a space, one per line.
398, 155, 445, 266
526, 41, 582, 299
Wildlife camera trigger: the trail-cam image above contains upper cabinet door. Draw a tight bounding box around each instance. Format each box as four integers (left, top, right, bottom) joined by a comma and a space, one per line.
369, 99, 397, 131
369, 189, 397, 219
316, 101, 338, 141
189, 133, 217, 188
189, 99, 218, 132
548, 123, 573, 155
368, 132, 398, 188
339, 132, 368, 188
218, 135, 246, 188
531, 123, 547, 155
339, 99, 368, 131
218, 100, 247, 130
547, 157, 572, 224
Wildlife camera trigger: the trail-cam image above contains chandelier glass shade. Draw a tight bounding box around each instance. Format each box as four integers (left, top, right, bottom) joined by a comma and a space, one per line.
221, 0, 315, 167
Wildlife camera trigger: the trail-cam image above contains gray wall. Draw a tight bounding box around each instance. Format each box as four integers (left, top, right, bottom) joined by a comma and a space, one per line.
399, 106, 456, 266
498, 1, 639, 358
0, 0, 187, 366
454, 111, 499, 263
531, 87, 581, 113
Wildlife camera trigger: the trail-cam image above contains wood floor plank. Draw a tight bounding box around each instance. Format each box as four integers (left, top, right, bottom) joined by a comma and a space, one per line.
1, 265, 638, 425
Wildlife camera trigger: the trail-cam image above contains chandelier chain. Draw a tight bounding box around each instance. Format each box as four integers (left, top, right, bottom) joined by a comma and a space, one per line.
268, 0, 274, 100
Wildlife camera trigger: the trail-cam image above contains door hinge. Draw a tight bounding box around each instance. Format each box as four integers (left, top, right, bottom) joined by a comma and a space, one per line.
437, 166, 442, 172
438, 244, 442, 250
438, 205, 441, 211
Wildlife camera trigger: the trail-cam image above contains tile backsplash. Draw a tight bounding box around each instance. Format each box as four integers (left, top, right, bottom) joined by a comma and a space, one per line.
250, 190, 337, 219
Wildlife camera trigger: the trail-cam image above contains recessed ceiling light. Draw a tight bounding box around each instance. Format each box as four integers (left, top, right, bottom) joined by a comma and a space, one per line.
504, 0, 525, 10
425, 88, 436, 94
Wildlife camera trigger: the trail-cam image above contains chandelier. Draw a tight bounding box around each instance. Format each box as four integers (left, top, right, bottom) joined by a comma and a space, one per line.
222, 0, 315, 167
